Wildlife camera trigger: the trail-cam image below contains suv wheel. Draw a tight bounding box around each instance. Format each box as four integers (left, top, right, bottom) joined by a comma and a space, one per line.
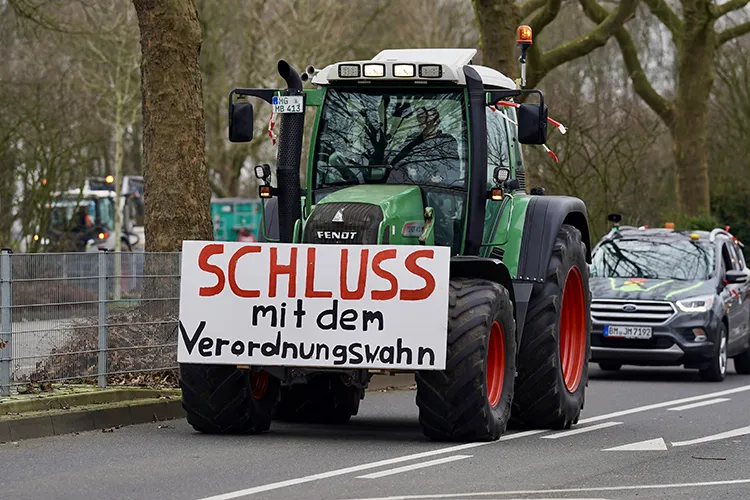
700, 323, 728, 382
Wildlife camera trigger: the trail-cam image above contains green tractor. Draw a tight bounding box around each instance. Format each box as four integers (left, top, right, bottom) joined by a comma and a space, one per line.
179, 28, 592, 442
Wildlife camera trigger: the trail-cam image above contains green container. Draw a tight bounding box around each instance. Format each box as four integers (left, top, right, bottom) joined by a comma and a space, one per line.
210, 197, 263, 241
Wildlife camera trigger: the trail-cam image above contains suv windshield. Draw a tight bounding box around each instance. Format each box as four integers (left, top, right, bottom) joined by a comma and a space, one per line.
591, 237, 715, 280
313, 88, 468, 190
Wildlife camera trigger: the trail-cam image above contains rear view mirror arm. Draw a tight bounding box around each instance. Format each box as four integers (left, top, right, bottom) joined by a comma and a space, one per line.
487, 89, 544, 108
229, 88, 278, 105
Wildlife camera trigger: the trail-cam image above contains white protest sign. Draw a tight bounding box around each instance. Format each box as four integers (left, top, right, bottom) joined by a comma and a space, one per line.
178, 241, 451, 370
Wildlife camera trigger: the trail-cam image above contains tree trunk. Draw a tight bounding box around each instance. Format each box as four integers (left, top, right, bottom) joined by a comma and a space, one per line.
471, 0, 520, 77
113, 108, 124, 301
132, 0, 213, 253
671, 2, 715, 217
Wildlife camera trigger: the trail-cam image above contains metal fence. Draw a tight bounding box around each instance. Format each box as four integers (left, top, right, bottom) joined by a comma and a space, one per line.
0, 250, 181, 396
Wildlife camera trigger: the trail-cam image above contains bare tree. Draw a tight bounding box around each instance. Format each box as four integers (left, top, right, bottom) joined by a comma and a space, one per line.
131, 0, 213, 251
76, 0, 141, 256
471, 0, 638, 82
582, 0, 750, 217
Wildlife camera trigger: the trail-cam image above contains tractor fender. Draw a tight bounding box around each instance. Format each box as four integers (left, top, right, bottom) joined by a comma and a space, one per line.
450, 256, 521, 341
516, 195, 592, 283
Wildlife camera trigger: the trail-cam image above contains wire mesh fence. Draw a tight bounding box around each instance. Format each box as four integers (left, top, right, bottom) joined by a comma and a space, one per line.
0, 250, 181, 395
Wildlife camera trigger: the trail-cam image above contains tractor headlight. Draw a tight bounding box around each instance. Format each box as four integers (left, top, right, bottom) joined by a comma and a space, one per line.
676, 295, 715, 313
363, 64, 385, 77
393, 64, 415, 77
338, 64, 360, 78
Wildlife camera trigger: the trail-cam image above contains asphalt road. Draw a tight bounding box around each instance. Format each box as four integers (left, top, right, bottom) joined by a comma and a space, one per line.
2, 363, 750, 500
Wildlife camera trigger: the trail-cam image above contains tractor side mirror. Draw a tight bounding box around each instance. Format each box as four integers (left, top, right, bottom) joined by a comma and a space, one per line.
517, 103, 547, 144
229, 101, 254, 142
607, 213, 623, 224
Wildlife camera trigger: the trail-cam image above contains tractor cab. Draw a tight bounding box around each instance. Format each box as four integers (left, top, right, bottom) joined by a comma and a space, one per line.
228, 42, 553, 262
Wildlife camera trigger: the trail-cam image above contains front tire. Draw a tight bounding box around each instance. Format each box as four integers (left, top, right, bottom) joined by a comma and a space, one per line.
511, 224, 591, 430
180, 364, 279, 434
700, 323, 728, 382
415, 278, 516, 442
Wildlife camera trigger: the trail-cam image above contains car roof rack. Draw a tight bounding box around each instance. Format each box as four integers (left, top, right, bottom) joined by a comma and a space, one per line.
709, 228, 732, 242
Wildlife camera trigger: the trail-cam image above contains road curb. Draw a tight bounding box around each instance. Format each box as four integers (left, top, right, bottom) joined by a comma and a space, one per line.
0, 374, 414, 442
0, 387, 181, 415
0, 396, 185, 443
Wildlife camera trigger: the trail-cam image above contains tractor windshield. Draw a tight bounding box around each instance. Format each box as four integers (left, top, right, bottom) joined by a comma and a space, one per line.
313, 88, 468, 190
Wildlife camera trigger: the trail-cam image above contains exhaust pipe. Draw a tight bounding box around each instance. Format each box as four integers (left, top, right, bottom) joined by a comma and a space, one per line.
275, 60, 305, 243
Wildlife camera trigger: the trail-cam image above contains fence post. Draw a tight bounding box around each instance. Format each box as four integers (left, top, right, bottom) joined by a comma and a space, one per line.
98, 249, 108, 388
1, 249, 12, 396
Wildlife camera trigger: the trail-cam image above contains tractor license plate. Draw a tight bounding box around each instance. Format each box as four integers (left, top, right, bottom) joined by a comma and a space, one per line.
272, 95, 303, 114
604, 325, 652, 339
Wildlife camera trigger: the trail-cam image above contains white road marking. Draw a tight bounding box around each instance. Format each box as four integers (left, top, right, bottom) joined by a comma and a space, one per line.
357, 455, 472, 479
338, 479, 750, 500
195, 442, 488, 500
602, 437, 668, 451
198, 383, 750, 499
577, 383, 750, 424
499, 429, 548, 440
667, 397, 730, 411
541, 421, 622, 439
672, 425, 750, 447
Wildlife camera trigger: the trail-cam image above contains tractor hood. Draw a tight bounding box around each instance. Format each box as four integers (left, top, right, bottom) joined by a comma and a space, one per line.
590, 276, 716, 302
303, 185, 427, 245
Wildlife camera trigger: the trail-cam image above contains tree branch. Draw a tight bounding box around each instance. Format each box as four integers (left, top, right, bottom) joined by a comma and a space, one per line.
712, 0, 749, 18
528, 0, 562, 38
580, 0, 675, 127
527, 0, 639, 87
642, 0, 683, 43
718, 20, 750, 45
519, 0, 548, 20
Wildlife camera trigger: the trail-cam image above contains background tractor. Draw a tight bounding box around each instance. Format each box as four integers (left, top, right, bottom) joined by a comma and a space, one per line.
179, 27, 593, 442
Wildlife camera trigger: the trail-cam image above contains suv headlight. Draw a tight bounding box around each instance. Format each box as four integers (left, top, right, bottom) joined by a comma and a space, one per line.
676, 295, 715, 313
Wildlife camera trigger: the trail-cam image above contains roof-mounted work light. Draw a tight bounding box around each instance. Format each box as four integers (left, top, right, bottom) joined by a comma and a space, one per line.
419, 65, 442, 78
338, 64, 360, 78
363, 64, 385, 77
393, 64, 416, 77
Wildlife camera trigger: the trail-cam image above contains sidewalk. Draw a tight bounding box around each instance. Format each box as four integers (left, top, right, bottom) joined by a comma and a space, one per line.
0, 373, 416, 442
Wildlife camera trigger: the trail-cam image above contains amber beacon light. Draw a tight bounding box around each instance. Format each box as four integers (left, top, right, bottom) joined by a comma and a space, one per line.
517, 25, 533, 45
516, 25, 533, 88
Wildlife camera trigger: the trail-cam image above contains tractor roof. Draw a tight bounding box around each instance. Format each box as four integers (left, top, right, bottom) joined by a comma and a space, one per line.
311, 48, 517, 90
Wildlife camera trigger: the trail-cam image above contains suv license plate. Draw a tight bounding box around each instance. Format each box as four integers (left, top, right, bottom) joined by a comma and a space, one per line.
604, 325, 653, 339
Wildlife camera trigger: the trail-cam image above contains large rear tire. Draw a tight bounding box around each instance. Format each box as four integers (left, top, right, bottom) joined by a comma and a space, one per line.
180, 364, 279, 434
415, 278, 516, 442
272, 374, 363, 424
511, 224, 591, 430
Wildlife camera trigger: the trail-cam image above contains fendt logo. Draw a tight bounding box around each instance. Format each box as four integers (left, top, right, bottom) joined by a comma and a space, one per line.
316, 231, 358, 240
622, 303, 638, 312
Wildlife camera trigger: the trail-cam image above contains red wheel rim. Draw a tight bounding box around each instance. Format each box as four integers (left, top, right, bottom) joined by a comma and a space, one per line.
487, 320, 505, 407
251, 371, 269, 399
560, 266, 586, 393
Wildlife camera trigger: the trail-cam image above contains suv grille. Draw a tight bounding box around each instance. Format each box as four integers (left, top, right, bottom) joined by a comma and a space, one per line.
591, 299, 677, 326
